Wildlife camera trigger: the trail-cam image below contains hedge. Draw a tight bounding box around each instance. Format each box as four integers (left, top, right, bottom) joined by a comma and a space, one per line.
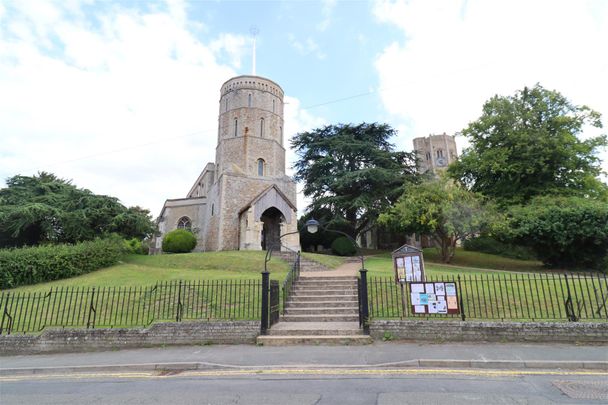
0, 237, 126, 289
463, 236, 536, 260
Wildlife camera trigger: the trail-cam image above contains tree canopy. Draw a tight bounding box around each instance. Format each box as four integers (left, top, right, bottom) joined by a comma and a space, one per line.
379, 176, 494, 263
291, 123, 418, 238
448, 84, 607, 205
0, 172, 155, 247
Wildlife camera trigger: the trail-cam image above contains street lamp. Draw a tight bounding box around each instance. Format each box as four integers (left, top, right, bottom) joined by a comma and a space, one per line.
302, 218, 365, 271
263, 220, 318, 273
263, 218, 365, 272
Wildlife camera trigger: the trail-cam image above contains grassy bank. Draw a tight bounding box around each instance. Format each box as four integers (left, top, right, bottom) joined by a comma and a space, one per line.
6, 251, 290, 293
363, 248, 545, 277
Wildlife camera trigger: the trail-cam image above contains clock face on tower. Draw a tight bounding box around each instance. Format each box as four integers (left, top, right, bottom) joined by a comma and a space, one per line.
436, 157, 447, 167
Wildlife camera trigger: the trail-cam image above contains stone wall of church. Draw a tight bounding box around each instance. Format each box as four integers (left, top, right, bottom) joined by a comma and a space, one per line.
217, 173, 297, 251
157, 199, 206, 251
215, 137, 285, 178
201, 182, 221, 251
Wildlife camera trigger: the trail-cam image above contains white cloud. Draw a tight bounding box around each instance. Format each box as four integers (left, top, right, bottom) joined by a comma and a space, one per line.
373, 0, 608, 171
210, 33, 248, 69
284, 96, 327, 216
0, 0, 324, 218
317, 0, 337, 31
288, 34, 326, 60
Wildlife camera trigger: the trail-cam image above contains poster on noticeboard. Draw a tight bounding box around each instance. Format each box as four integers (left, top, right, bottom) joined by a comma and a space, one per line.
409, 281, 459, 315
392, 244, 425, 283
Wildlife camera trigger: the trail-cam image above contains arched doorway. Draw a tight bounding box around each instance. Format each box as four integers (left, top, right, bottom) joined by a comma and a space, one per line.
260, 207, 284, 251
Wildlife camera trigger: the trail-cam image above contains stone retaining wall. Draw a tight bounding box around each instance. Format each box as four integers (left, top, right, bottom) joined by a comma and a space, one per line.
370, 320, 608, 343
0, 321, 259, 356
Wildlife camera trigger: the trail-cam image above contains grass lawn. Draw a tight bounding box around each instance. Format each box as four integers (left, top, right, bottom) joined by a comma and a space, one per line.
362, 249, 605, 322
363, 248, 545, 277
7, 251, 290, 293
2, 249, 604, 333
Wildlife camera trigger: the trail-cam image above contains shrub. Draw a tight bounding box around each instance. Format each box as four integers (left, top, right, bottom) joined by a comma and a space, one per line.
0, 237, 126, 289
124, 238, 148, 255
331, 236, 357, 256
463, 236, 536, 260
504, 196, 608, 270
162, 229, 197, 253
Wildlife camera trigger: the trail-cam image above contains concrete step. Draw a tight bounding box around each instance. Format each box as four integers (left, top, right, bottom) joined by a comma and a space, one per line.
281, 314, 360, 322
292, 290, 358, 296
268, 323, 363, 336
257, 335, 372, 346
296, 279, 357, 287
286, 300, 358, 308
288, 295, 358, 302
299, 276, 357, 281
294, 283, 357, 291
284, 307, 358, 316
292, 289, 358, 295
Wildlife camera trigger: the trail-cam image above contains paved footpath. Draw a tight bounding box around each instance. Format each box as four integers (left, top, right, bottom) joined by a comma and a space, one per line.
1, 341, 607, 375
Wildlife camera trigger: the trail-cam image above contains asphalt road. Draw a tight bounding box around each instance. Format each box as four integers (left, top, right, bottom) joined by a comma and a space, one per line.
2, 368, 608, 404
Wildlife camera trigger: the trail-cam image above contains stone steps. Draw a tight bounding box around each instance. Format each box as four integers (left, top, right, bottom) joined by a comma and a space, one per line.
287, 295, 358, 302
286, 300, 357, 308
284, 307, 358, 316
299, 276, 357, 281
257, 335, 372, 346
268, 322, 363, 336
281, 314, 360, 322
294, 281, 357, 287
291, 290, 358, 296
257, 271, 370, 346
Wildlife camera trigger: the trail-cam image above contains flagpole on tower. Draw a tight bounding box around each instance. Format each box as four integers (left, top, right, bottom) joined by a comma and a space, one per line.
250, 26, 259, 76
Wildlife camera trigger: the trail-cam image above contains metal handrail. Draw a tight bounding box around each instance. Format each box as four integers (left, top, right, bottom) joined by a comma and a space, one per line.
281, 249, 300, 314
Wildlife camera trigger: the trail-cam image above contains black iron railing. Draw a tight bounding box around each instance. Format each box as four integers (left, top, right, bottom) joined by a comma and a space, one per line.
367, 273, 608, 322
0, 280, 262, 335
281, 249, 301, 314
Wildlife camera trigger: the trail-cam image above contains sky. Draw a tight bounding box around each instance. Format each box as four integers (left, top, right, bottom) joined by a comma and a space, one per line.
1, 0, 607, 218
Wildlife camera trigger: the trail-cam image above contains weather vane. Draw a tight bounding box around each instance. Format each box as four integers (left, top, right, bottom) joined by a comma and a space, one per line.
250, 26, 259, 75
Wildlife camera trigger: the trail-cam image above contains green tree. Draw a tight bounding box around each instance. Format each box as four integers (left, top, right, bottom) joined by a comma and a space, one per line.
448, 84, 607, 205
0, 172, 155, 247
379, 176, 493, 263
292, 123, 418, 239
499, 196, 608, 270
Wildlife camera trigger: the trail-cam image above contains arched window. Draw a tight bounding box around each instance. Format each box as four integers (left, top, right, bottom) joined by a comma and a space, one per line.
426, 152, 431, 161
248, 93, 252, 107
257, 159, 265, 176
436, 149, 444, 158
234, 118, 238, 137
177, 216, 192, 230
260, 118, 265, 137
211, 204, 215, 216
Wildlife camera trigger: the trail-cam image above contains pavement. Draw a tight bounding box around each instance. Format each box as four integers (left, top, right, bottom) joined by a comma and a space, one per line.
1, 341, 607, 376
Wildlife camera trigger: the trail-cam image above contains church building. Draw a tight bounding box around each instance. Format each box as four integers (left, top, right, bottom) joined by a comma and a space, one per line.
151, 75, 300, 253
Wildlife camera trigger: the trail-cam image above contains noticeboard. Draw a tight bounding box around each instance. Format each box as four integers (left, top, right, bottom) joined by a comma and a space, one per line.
410, 281, 460, 315
392, 244, 425, 283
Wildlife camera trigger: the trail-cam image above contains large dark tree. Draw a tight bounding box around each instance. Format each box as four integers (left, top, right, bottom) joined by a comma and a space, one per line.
448, 84, 607, 205
291, 123, 418, 238
0, 172, 155, 247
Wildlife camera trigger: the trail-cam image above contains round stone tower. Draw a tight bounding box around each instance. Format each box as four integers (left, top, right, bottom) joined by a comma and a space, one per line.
215, 75, 285, 179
